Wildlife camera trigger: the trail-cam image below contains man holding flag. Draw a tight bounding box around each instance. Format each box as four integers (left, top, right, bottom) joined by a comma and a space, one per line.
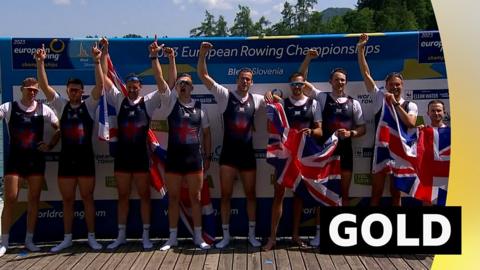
357, 33, 418, 206
263, 72, 324, 251
401, 99, 450, 206
299, 49, 366, 246
100, 37, 170, 250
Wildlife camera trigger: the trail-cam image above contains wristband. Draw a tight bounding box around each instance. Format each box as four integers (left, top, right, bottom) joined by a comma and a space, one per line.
149, 55, 158, 60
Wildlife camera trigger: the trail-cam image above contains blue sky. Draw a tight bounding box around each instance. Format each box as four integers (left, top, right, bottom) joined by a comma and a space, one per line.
0, 0, 356, 38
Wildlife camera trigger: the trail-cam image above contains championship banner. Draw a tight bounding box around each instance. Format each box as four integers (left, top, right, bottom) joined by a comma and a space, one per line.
0, 31, 448, 241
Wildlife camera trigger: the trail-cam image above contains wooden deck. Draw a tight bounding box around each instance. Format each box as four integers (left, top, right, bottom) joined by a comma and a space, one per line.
0, 238, 433, 270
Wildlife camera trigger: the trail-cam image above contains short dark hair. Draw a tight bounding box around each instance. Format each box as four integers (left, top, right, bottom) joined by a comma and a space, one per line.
289, 72, 305, 82
237, 67, 254, 79
428, 99, 445, 110
66, 77, 84, 89
21, 77, 38, 88
177, 73, 192, 80
385, 72, 404, 83
329, 68, 348, 80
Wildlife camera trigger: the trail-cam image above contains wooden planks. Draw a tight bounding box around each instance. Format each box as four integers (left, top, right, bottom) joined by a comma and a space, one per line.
0, 240, 436, 270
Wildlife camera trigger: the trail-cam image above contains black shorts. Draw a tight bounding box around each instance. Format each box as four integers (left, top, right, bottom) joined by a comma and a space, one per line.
165, 146, 203, 174
219, 144, 256, 171
114, 148, 149, 173
334, 138, 353, 171
5, 150, 45, 178
58, 150, 95, 178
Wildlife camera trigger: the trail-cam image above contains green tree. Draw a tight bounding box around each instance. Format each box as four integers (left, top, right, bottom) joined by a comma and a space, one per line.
229, 5, 255, 36
190, 10, 217, 37
374, 2, 418, 31
324, 16, 348, 33
216, 15, 229, 36
294, 0, 318, 33
304, 11, 325, 34
252, 16, 271, 36
269, 1, 296, 35
123, 34, 142, 38
343, 8, 375, 33
406, 0, 437, 30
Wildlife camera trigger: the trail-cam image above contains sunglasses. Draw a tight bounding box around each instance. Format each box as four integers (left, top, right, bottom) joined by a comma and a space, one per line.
176, 80, 192, 87
290, 82, 305, 87
23, 87, 39, 93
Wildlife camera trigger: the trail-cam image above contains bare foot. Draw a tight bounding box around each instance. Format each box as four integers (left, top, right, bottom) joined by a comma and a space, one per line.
262, 238, 276, 251
292, 237, 308, 248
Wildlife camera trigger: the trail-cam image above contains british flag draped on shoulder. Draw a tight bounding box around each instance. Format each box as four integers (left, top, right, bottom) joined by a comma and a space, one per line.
266, 102, 342, 206
103, 55, 166, 194
373, 99, 450, 205
103, 55, 215, 242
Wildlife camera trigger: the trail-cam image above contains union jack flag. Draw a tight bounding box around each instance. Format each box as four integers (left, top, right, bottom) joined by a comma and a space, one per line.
266, 102, 342, 206
373, 99, 450, 205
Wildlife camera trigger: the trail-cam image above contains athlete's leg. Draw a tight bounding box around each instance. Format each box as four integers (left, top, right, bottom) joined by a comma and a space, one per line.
215, 165, 237, 248
240, 169, 260, 247
25, 175, 44, 251
78, 176, 102, 250
186, 173, 210, 249
107, 172, 132, 249
50, 177, 77, 252
340, 170, 353, 206
160, 173, 183, 251
370, 172, 387, 206
263, 182, 285, 251
133, 172, 152, 249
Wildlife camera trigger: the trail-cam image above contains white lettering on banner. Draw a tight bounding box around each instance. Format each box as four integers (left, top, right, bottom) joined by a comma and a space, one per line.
13, 47, 60, 61
227, 67, 284, 76
240, 45, 284, 59
420, 40, 443, 52
181, 46, 239, 60
38, 210, 106, 219
286, 44, 381, 58
176, 44, 381, 60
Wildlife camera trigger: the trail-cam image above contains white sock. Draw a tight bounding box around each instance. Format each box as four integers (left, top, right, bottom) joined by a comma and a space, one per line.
310, 225, 320, 247
25, 232, 40, 252
107, 224, 127, 249
1, 234, 9, 249
160, 228, 178, 251
142, 224, 153, 249
193, 227, 210, 250
51, 234, 73, 252
87, 232, 102, 250
0, 235, 9, 257
248, 221, 261, 247
215, 224, 230, 249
